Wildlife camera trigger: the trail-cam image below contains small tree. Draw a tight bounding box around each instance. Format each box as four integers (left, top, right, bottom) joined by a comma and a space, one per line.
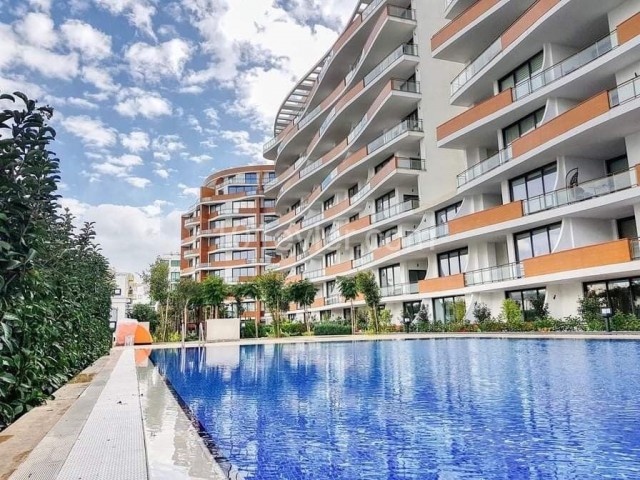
288, 279, 317, 332
355, 271, 381, 333
231, 282, 260, 337
530, 294, 549, 319
172, 279, 203, 342
453, 300, 467, 323
143, 258, 171, 341
501, 298, 522, 324
201, 275, 229, 319
415, 304, 430, 332
472, 302, 491, 324
130, 304, 159, 333
337, 276, 358, 334
254, 272, 290, 338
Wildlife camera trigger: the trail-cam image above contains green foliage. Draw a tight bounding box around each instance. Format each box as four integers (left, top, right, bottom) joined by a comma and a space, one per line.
241, 321, 271, 339
143, 258, 169, 303
355, 271, 381, 333
337, 276, 358, 334
501, 298, 523, 324
280, 321, 307, 337
378, 309, 393, 333
472, 302, 492, 323
201, 275, 229, 318
287, 279, 316, 332
529, 294, 550, 320
578, 294, 603, 322
254, 272, 289, 337
453, 300, 467, 323
129, 304, 159, 333
0, 92, 112, 429
313, 323, 352, 336
611, 312, 640, 331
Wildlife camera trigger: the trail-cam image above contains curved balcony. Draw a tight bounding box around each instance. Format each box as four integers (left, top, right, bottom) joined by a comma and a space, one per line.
432, 0, 535, 61
439, 27, 640, 146
271, 3, 416, 171
449, 0, 625, 106
276, 84, 421, 209
457, 78, 640, 191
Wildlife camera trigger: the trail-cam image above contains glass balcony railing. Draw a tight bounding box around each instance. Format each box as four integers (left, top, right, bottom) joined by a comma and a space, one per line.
364, 44, 419, 86
326, 229, 340, 243
381, 282, 419, 297
609, 76, 640, 107
367, 118, 423, 154
388, 5, 416, 21
451, 38, 501, 96
263, 136, 279, 153
371, 199, 419, 223
362, 0, 385, 19
326, 295, 342, 305
513, 32, 618, 101
350, 184, 371, 205
348, 114, 368, 144
353, 252, 373, 268
403, 223, 449, 248
632, 239, 640, 260
302, 212, 323, 228
300, 159, 322, 178
304, 269, 325, 280
396, 157, 426, 170
322, 169, 338, 190
457, 146, 513, 187
320, 106, 337, 136
298, 104, 322, 130
523, 169, 633, 215
464, 263, 524, 286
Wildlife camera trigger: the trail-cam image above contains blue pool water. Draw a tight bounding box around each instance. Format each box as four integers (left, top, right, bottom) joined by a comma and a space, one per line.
149, 339, 640, 479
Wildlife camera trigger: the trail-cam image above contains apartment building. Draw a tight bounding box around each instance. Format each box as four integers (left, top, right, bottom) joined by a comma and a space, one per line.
180, 165, 278, 321
263, 0, 640, 323
157, 253, 181, 291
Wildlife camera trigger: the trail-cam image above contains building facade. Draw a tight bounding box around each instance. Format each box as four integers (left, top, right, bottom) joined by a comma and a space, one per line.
180, 165, 277, 322
158, 253, 181, 291
263, 0, 640, 324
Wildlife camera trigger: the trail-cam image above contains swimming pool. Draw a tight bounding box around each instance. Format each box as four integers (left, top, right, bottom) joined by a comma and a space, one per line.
149, 339, 640, 479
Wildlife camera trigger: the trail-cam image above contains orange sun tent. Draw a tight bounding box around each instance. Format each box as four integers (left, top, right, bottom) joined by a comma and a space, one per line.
115, 319, 153, 346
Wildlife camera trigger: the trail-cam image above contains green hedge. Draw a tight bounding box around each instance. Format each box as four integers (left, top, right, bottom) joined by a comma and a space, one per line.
0, 93, 112, 429
313, 323, 352, 336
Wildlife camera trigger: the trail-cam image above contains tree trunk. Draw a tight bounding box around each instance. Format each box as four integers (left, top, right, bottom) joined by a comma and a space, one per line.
350, 300, 355, 335
214, 304, 219, 319
304, 305, 309, 333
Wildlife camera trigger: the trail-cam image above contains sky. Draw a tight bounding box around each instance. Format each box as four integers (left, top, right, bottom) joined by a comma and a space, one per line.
0, 0, 353, 274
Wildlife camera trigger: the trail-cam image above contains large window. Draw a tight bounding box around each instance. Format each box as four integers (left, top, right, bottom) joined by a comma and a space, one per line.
606, 155, 629, 175
403, 301, 422, 321
438, 248, 469, 277
348, 184, 359, 198
233, 200, 255, 209
232, 217, 253, 227
377, 226, 397, 247
502, 107, 545, 146
353, 244, 362, 260
233, 250, 255, 260
375, 191, 395, 213
326, 280, 336, 297
228, 185, 257, 194
295, 264, 305, 275
436, 201, 462, 225
585, 278, 640, 316
433, 296, 465, 323
374, 156, 393, 174
514, 223, 561, 261
499, 51, 544, 92
506, 288, 546, 321
510, 163, 557, 201
210, 220, 224, 229
211, 252, 225, 262
323, 196, 335, 211
170, 260, 180, 267
325, 251, 337, 267
263, 199, 275, 208
232, 267, 256, 278
233, 233, 256, 243
170, 272, 180, 281
379, 264, 400, 289
244, 172, 257, 184
617, 217, 638, 239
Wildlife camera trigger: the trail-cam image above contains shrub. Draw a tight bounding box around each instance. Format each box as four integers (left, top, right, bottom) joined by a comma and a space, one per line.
501, 299, 522, 323
378, 309, 393, 333
530, 295, 550, 319
472, 303, 492, 323
578, 294, 602, 324
534, 317, 554, 331
611, 313, 640, 331
313, 323, 352, 336
280, 321, 306, 337
453, 300, 467, 323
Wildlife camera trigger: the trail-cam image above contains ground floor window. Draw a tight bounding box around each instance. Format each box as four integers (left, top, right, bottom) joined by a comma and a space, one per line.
320, 310, 332, 322
584, 277, 640, 316
506, 288, 546, 321
433, 296, 465, 323
403, 301, 422, 321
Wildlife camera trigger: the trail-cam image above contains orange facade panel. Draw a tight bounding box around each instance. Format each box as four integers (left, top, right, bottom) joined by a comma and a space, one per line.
326, 260, 353, 277
511, 91, 610, 158
340, 216, 371, 235
338, 146, 367, 174
309, 240, 324, 254
335, 81, 365, 111
286, 274, 303, 284
523, 239, 632, 277
324, 198, 350, 218
501, 0, 560, 49
282, 173, 300, 191
321, 139, 348, 164
437, 89, 513, 140
311, 297, 326, 309
373, 238, 402, 260
280, 256, 296, 268
334, 15, 362, 52
448, 201, 523, 235
431, 0, 500, 51
418, 274, 465, 293
370, 158, 397, 188
618, 11, 640, 44
214, 259, 248, 268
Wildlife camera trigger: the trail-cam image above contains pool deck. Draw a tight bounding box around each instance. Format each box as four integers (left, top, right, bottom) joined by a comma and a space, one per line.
2, 332, 639, 479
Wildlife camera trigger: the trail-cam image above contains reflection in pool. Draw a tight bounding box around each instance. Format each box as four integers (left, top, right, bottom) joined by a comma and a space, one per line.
150, 339, 640, 480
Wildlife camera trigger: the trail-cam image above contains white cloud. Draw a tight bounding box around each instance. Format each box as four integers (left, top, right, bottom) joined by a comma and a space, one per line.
188, 154, 213, 163
61, 20, 112, 61
219, 129, 264, 163
178, 183, 199, 197
59, 197, 182, 273
125, 38, 193, 82
94, 0, 157, 39
125, 176, 151, 188
82, 66, 118, 93
203, 106, 219, 126
154, 168, 169, 178
46, 95, 98, 110
115, 88, 172, 118
59, 115, 118, 148
14, 12, 57, 49
28, 0, 52, 12
110, 154, 143, 167
186, 115, 202, 133
0, 76, 45, 99
152, 134, 185, 160
178, 85, 203, 94
120, 130, 150, 152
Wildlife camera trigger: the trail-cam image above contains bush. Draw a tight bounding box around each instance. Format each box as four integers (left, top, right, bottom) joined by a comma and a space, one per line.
453, 300, 467, 323
241, 322, 272, 338
501, 299, 522, 323
578, 294, 602, 324
313, 323, 352, 336
611, 312, 640, 331
280, 321, 307, 337
378, 309, 393, 333
472, 303, 492, 323
530, 295, 550, 320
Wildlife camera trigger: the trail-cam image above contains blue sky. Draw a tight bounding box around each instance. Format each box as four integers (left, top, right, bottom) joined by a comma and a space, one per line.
0, 0, 352, 273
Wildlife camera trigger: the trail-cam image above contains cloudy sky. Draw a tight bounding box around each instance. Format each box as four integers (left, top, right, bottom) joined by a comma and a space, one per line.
0, 0, 353, 274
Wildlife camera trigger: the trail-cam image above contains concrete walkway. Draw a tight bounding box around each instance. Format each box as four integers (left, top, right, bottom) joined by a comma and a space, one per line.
9, 350, 147, 480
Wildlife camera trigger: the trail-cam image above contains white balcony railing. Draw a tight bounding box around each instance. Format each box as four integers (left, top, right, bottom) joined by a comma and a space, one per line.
464, 263, 524, 286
